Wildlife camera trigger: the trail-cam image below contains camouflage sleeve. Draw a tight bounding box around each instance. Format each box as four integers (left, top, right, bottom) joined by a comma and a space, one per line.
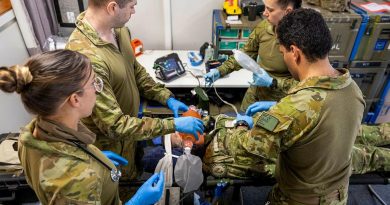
273, 76, 300, 95
351, 144, 390, 174
133, 59, 173, 105
92, 62, 176, 141
39, 154, 102, 204
356, 123, 390, 146
217, 22, 263, 77
229, 89, 325, 159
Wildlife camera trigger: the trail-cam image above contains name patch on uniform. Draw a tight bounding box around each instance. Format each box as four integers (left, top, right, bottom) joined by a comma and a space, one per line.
257, 112, 279, 132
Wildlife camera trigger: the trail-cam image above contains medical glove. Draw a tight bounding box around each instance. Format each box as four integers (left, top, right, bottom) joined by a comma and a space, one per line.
249, 72, 273, 87
102, 150, 128, 166
174, 117, 204, 140
166, 97, 189, 118
245, 101, 277, 116
203, 69, 220, 86
236, 114, 254, 129
125, 172, 165, 205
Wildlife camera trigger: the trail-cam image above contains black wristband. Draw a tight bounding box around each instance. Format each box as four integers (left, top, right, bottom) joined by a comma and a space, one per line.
235, 120, 249, 128
270, 78, 277, 89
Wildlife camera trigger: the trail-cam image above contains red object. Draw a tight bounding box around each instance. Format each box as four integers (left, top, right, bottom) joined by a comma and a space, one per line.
179, 109, 205, 145
130, 39, 143, 57
225, 0, 233, 6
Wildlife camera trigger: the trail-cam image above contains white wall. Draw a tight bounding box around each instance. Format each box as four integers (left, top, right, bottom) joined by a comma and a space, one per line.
0, 10, 32, 133
126, 0, 166, 50
171, 0, 222, 50
126, 0, 223, 50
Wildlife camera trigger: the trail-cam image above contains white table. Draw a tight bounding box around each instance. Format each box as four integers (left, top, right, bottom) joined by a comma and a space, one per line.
137, 50, 251, 88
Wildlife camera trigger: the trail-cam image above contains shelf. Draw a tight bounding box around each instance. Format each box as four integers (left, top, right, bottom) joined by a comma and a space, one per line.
217, 9, 263, 29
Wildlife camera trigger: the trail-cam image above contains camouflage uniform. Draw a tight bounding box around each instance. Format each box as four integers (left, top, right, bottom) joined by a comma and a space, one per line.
66, 12, 176, 181
215, 18, 390, 178
18, 119, 121, 205
356, 123, 390, 146
203, 118, 390, 190
352, 123, 390, 174
216, 19, 298, 111
204, 69, 365, 204
203, 114, 276, 179
204, 119, 390, 179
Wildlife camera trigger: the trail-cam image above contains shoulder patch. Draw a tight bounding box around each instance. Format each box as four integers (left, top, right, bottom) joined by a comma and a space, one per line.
256, 112, 279, 132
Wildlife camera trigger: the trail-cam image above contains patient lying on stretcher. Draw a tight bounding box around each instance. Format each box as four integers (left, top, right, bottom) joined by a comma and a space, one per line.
168, 115, 390, 179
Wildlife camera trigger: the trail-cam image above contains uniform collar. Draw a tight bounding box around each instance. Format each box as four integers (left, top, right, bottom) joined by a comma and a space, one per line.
75, 11, 112, 46
265, 20, 276, 36
19, 119, 89, 161
288, 68, 352, 94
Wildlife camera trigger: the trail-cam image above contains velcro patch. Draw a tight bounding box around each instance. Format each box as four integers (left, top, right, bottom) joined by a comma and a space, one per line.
256, 112, 279, 132
224, 120, 236, 128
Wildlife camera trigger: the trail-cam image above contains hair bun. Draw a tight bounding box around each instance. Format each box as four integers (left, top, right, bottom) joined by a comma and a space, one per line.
0, 65, 34, 94
14, 65, 33, 93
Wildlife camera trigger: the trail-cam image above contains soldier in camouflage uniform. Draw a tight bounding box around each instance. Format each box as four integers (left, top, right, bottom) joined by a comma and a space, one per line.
204, 0, 390, 179
352, 123, 390, 174
66, 0, 204, 195
203, 117, 390, 179
204, 0, 302, 111
0, 50, 164, 204
205, 9, 365, 204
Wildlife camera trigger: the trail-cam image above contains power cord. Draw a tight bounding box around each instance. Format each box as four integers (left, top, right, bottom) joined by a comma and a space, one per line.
186, 70, 201, 87
182, 63, 202, 87
203, 74, 238, 116
212, 86, 238, 115
185, 65, 239, 116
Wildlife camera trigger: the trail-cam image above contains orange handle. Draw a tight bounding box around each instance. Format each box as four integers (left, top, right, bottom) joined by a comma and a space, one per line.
130, 39, 143, 57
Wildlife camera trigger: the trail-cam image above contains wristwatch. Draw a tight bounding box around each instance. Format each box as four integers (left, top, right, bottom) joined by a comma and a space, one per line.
235, 120, 250, 128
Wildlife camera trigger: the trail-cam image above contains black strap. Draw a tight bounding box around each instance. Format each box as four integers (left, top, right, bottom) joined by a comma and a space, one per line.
70, 140, 112, 171
0, 162, 19, 166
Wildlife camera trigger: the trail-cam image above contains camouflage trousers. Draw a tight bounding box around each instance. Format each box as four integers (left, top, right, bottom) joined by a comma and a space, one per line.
267, 184, 348, 205
203, 115, 390, 179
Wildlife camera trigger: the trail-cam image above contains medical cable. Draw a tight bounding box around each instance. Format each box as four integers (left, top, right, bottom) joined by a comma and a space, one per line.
186, 70, 201, 87
213, 86, 238, 115
187, 65, 239, 115
209, 72, 238, 115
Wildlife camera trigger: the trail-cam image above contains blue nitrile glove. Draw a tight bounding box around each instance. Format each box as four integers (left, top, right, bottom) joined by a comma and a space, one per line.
236, 114, 254, 129
125, 172, 165, 205
249, 72, 273, 87
102, 151, 128, 166
166, 97, 189, 118
203, 69, 221, 86
245, 101, 277, 116
174, 117, 204, 140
